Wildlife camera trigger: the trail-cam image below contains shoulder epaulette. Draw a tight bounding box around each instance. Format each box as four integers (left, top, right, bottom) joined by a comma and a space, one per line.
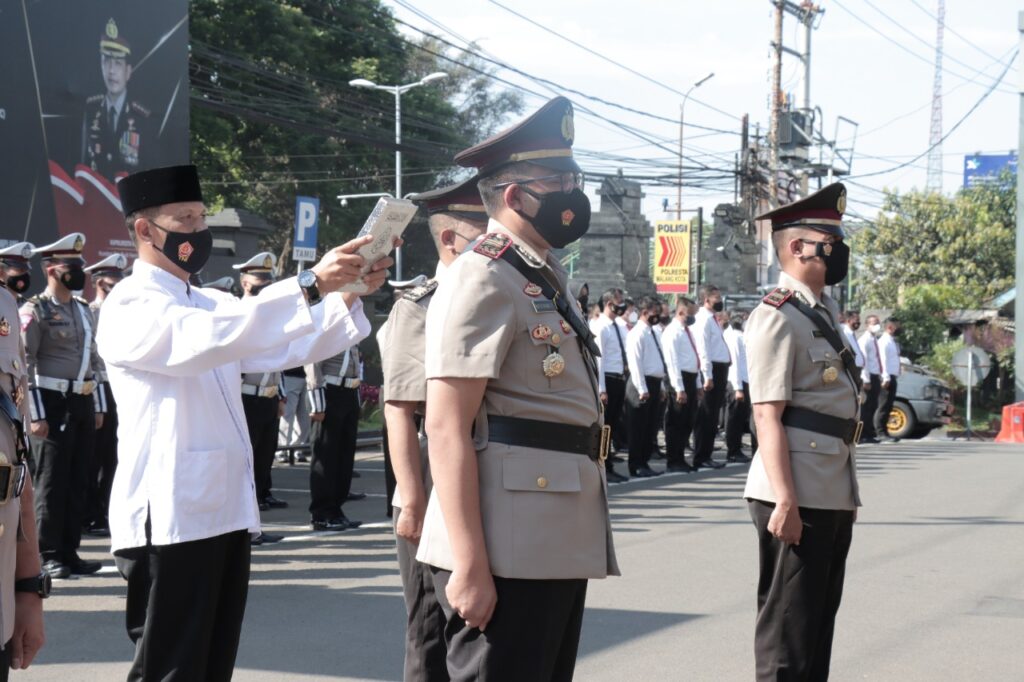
472, 233, 512, 260
403, 279, 438, 302
74, 295, 89, 306
86, 94, 103, 103
130, 101, 151, 117
762, 287, 793, 308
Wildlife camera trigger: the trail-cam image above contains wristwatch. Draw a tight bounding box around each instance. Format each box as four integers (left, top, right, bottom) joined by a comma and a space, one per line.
297, 270, 322, 306
15, 571, 51, 599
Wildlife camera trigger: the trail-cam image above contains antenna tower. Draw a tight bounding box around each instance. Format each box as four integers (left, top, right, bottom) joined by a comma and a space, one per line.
926, 0, 945, 193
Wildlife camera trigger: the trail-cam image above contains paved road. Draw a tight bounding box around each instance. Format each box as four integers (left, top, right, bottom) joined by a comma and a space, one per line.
18, 436, 1024, 681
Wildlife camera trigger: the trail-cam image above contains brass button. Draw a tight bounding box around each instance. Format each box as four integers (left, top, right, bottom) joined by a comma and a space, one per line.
551, 333, 562, 345
537, 476, 549, 489
810, 441, 817, 449
12, 360, 19, 370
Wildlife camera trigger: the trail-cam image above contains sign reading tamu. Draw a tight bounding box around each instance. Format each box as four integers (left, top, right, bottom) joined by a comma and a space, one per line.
653, 220, 691, 294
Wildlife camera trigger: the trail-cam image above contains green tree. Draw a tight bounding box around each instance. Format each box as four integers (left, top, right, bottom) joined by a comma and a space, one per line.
892, 283, 970, 360
855, 174, 1015, 306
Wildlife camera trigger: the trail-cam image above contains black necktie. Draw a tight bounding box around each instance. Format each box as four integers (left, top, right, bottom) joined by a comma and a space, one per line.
649, 328, 669, 376
107, 106, 116, 132
613, 323, 628, 372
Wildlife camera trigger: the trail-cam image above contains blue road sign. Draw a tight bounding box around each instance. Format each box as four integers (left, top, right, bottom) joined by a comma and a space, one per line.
293, 196, 319, 262
963, 153, 1017, 188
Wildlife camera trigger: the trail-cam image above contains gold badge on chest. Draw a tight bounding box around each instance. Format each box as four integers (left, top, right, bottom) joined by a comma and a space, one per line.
822, 366, 839, 384
0, 317, 9, 337
542, 351, 566, 378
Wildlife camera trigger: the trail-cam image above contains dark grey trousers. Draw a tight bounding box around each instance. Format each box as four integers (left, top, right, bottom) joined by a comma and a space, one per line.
394, 508, 449, 682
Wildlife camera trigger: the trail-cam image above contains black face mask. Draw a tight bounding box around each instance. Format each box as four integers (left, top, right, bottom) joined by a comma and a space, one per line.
849, 322, 860, 331
801, 238, 850, 285
612, 303, 627, 316
515, 187, 592, 249
648, 315, 663, 326
58, 266, 86, 291
149, 220, 213, 274
685, 315, 696, 326
711, 300, 724, 312
5, 272, 30, 294
891, 328, 902, 337
578, 295, 589, 311
249, 283, 269, 297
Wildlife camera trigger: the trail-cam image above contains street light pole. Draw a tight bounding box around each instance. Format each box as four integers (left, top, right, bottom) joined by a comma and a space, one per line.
677, 72, 714, 219
349, 72, 448, 280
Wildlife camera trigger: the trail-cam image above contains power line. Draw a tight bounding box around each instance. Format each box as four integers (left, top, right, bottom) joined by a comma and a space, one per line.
907, 0, 1004, 63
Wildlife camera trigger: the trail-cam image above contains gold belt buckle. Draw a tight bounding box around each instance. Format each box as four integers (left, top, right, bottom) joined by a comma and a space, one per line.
598, 425, 612, 463
853, 421, 864, 444
80, 381, 96, 396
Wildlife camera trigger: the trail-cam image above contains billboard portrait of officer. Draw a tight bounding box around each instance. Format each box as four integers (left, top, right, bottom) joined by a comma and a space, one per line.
82, 18, 153, 180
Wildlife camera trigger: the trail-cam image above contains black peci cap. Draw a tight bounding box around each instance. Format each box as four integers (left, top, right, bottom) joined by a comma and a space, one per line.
117, 165, 204, 217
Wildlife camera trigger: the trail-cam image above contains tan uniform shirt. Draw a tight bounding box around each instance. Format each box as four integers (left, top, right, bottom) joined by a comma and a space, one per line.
379, 280, 437, 509
0, 286, 29, 642
416, 221, 619, 580
743, 271, 861, 510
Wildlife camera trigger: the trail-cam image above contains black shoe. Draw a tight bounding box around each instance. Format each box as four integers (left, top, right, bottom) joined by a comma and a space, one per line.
884, 436, 901, 444
42, 560, 71, 580
666, 463, 695, 473
85, 520, 110, 537
311, 517, 348, 531
727, 453, 752, 463
261, 495, 288, 509
346, 492, 367, 502
337, 513, 362, 529
606, 470, 628, 483
859, 436, 880, 445
258, 501, 270, 512
68, 557, 102, 575
696, 459, 725, 469
251, 532, 283, 546
295, 454, 308, 463
630, 466, 661, 478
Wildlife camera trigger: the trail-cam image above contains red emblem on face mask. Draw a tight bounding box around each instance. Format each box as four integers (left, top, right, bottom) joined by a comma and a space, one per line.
561, 209, 575, 226
178, 241, 194, 262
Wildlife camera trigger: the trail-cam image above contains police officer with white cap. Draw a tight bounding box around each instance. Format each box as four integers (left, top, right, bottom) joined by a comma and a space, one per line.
0, 244, 35, 304
20, 233, 106, 579
82, 252, 130, 537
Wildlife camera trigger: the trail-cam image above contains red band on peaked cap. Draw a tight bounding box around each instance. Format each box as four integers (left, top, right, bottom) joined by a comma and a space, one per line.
755, 182, 847, 237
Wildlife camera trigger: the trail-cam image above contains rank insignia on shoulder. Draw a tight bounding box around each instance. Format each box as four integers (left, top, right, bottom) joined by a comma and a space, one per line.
523, 282, 543, 297
473, 233, 512, 260
763, 287, 793, 308
403, 279, 438, 302
531, 323, 553, 341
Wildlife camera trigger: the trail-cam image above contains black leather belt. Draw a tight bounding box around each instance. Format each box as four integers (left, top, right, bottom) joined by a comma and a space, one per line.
604, 372, 625, 380
782, 406, 862, 444
487, 415, 610, 462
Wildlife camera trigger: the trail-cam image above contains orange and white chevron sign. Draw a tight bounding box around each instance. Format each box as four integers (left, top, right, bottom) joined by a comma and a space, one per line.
653, 220, 691, 294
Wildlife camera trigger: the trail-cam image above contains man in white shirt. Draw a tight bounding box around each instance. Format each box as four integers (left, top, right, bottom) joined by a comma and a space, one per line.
840, 311, 865, 380
595, 290, 629, 483
857, 314, 885, 443
723, 314, 753, 463
624, 296, 667, 478
692, 284, 731, 469
97, 165, 390, 682
662, 298, 702, 472
875, 316, 903, 442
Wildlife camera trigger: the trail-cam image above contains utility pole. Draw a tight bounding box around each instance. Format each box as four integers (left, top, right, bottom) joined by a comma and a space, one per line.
769, 1, 783, 205
677, 72, 714, 218
1015, 12, 1024, 400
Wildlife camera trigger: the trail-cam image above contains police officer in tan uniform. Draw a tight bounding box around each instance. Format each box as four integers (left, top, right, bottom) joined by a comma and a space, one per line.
0, 259, 47, 677
417, 97, 619, 681
20, 234, 106, 579
82, 253, 130, 537
743, 183, 861, 681
381, 177, 487, 681
233, 252, 289, 522
0, 244, 35, 304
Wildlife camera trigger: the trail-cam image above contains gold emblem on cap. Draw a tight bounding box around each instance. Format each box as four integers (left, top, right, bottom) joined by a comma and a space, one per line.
822, 366, 839, 383
106, 18, 118, 39
560, 108, 574, 144
837, 190, 846, 214
263, 255, 273, 269
73, 236, 84, 252
542, 352, 566, 377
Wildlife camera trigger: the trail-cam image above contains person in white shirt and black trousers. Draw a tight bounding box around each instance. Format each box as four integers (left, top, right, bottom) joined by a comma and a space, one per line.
857, 314, 885, 443
595, 290, 630, 483
691, 285, 731, 469
723, 314, 753, 463
661, 298, 702, 472
875, 316, 903, 442
97, 165, 392, 682
625, 296, 667, 478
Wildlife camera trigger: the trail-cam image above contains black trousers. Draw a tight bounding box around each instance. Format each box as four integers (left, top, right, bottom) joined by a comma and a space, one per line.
89, 383, 118, 524
625, 376, 662, 472
726, 380, 752, 457
241, 394, 279, 500
0, 639, 9, 682
602, 374, 627, 471
309, 385, 359, 520
748, 500, 854, 682
431, 567, 587, 682
395, 509, 449, 682
31, 389, 95, 562
861, 374, 881, 440
874, 376, 898, 438
114, 527, 251, 682
693, 362, 730, 465
665, 371, 698, 467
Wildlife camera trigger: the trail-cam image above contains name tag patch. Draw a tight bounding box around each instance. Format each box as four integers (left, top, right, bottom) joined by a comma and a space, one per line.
531, 300, 556, 313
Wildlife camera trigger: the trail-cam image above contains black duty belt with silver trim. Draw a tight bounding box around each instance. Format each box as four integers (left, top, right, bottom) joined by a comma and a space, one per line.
487, 415, 610, 462
782, 406, 862, 445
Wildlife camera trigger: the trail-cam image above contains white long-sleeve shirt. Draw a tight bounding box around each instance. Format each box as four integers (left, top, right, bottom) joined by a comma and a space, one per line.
661, 319, 701, 393
878, 331, 902, 378
842, 324, 865, 368
858, 331, 885, 381
595, 314, 629, 393
723, 326, 749, 388
692, 306, 731, 376
625, 320, 666, 394
96, 260, 370, 552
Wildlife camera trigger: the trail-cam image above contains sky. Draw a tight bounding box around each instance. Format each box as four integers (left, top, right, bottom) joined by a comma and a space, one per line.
386, 0, 1021, 222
